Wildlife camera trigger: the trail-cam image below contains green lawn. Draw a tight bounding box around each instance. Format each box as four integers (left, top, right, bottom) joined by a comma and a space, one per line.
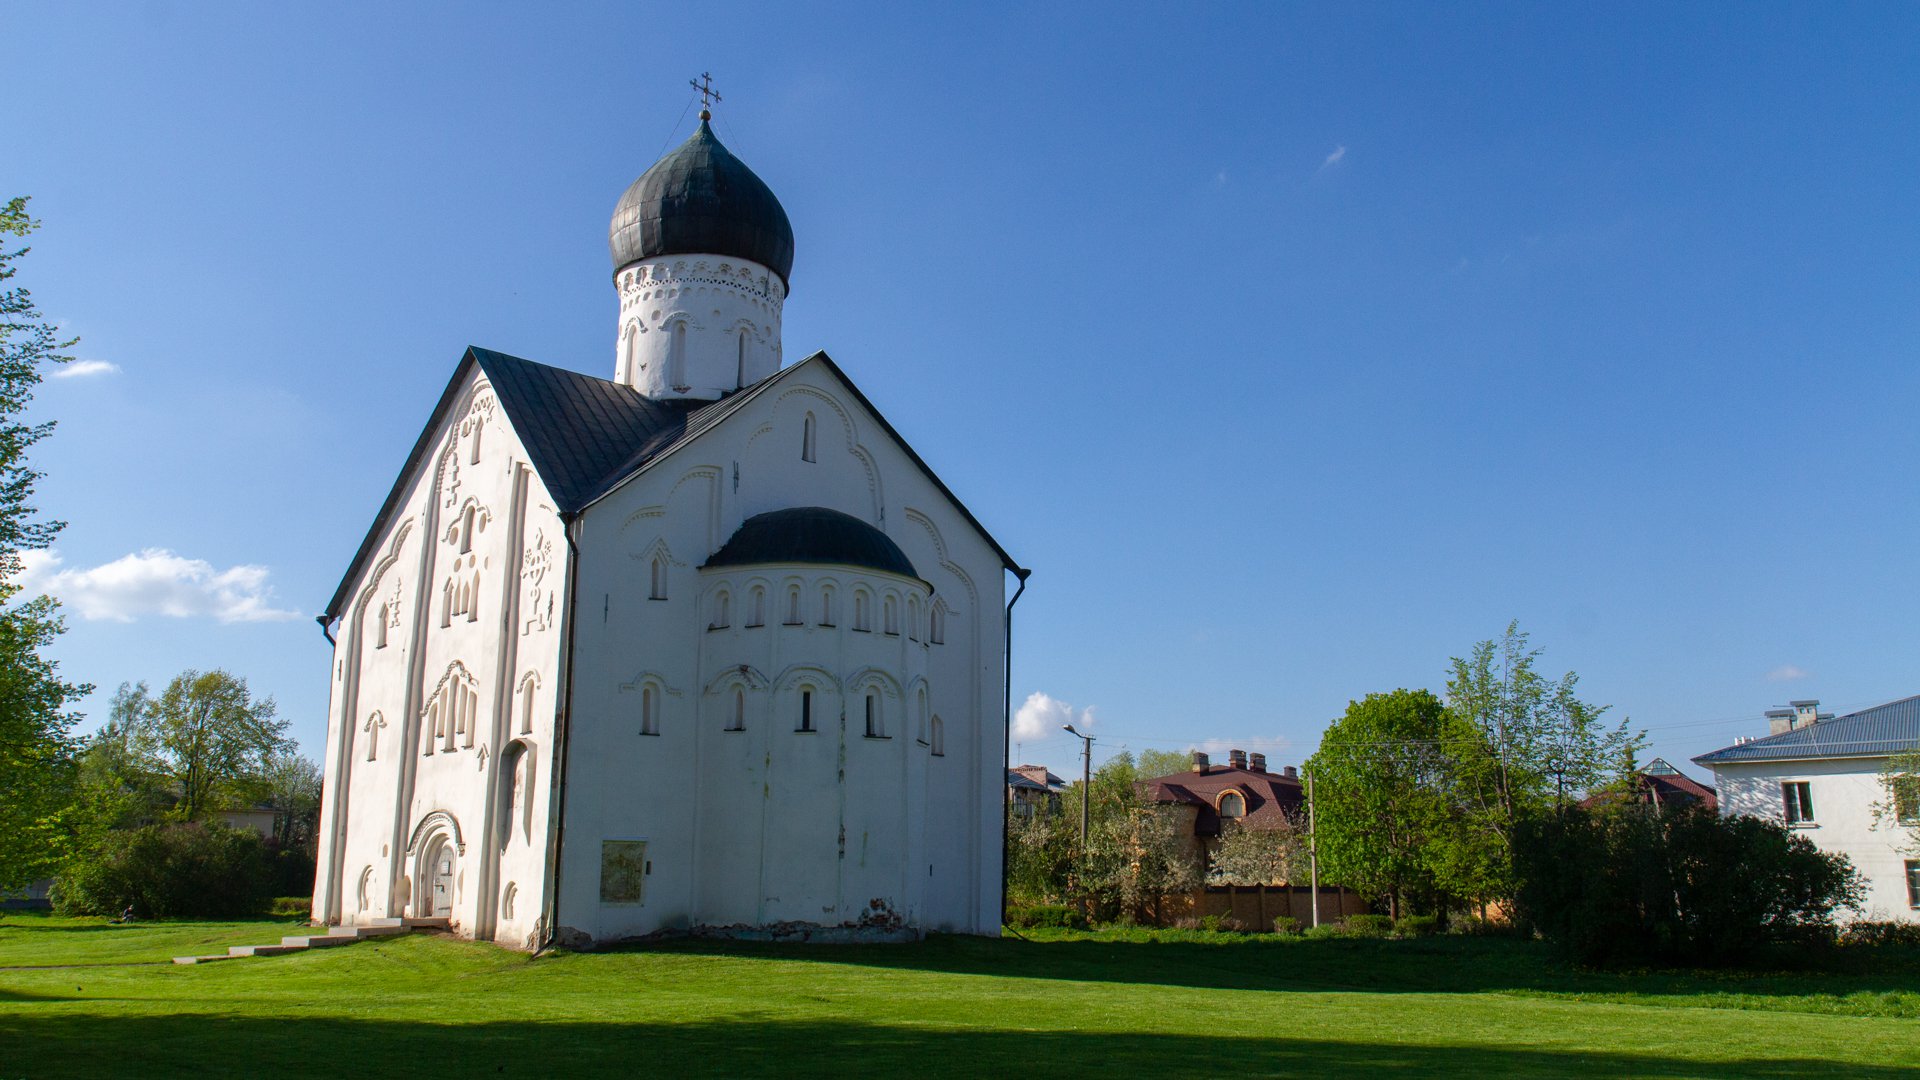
1, 914, 1916, 1078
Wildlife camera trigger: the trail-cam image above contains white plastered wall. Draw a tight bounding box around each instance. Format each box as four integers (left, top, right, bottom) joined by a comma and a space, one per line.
312, 367, 568, 949
1712, 756, 1918, 922
556, 357, 1009, 943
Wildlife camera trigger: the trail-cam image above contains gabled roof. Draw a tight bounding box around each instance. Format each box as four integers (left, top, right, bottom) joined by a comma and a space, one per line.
1145, 765, 1303, 836
1007, 766, 1067, 793
1579, 761, 1717, 812
323, 347, 1023, 622
1694, 694, 1920, 766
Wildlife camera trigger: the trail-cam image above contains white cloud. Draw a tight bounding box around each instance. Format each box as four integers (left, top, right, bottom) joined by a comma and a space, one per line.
1321, 145, 1347, 168
51, 359, 120, 379
1766, 664, 1811, 683
1013, 691, 1096, 741
18, 548, 303, 623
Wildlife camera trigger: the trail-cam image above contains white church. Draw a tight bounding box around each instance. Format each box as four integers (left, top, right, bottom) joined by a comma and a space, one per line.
309, 103, 1027, 949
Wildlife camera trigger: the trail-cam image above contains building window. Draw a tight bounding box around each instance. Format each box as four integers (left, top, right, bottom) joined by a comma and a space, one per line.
908, 598, 919, 642
650, 557, 667, 600
916, 688, 929, 744
710, 591, 730, 630
460, 505, 477, 554
727, 688, 746, 732
930, 715, 945, 757
736, 328, 749, 387
1218, 791, 1247, 819
668, 321, 687, 389
747, 586, 765, 628
1894, 777, 1920, 826
853, 592, 870, 632
819, 586, 835, 626
363, 712, 384, 762
865, 692, 882, 738
799, 688, 814, 732
884, 595, 899, 636
785, 585, 802, 625
1907, 860, 1920, 909
641, 686, 658, 736
802, 412, 816, 462
519, 677, 537, 735
1782, 781, 1815, 825
930, 605, 945, 645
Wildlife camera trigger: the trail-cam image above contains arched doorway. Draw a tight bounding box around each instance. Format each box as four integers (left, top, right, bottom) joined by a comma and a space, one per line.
422, 836, 456, 918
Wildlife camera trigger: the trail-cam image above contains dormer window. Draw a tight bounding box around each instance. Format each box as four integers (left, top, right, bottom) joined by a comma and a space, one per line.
1217, 790, 1247, 819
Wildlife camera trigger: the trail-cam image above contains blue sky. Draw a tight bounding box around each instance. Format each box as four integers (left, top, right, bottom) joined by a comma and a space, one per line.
7, 3, 1919, 780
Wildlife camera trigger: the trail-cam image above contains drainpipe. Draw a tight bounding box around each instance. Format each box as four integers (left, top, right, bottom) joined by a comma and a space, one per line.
537, 510, 584, 954
316, 614, 336, 646
999, 566, 1031, 930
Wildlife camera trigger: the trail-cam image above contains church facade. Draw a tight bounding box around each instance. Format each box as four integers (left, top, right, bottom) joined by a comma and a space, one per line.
310, 112, 1025, 949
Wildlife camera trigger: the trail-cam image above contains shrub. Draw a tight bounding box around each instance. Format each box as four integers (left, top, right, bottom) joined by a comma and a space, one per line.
1301, 924, 1343, 940
1004, 904, 1088, 930
1197, 914, 1225, 933
1514, 804, 1864, 967
1840, 921, 1920, 948
269, 896, 311, 918
1343, 914, 1394, 937
1272, 916, 1302, 935
1395, 914, 1442, 937
53, 823, 277, 918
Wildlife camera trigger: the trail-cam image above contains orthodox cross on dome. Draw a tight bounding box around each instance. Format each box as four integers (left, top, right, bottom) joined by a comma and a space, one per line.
690, 72, 722, 120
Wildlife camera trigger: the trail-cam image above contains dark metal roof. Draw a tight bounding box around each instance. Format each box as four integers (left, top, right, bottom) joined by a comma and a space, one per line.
703, 507, 919, 579
1694, 694, 1920, 765
609, 120, 794, 286
1145, 765, 1303, 836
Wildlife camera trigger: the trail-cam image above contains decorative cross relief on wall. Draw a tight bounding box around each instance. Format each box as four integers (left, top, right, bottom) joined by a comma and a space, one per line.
522, 529, 555, 636
384, 577, 404, 633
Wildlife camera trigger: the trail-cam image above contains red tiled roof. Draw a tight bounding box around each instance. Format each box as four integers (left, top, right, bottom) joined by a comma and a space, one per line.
1144, 765, 1303, 836
1579, 770, 1718, 812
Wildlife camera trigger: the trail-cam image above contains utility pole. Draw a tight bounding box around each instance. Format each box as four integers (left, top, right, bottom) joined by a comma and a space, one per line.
1063, 723, 1094, 848
1306, 770, 1320, 929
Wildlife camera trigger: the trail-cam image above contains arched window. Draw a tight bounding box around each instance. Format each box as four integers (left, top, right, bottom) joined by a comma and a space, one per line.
668, 321, 688, 388
916, 687, 929, 743
736, 328, 749, 387
802, 412, 816, 462
468, 571, 481, 622
854, 592, 870, 632
1218, 791, 1247, 819
727, 688, 746, 732
441, 582, 453, 628
785, 585, 802, 625
884, 595, 899, 636
798, 687, 814, 732
357, 867, 374, 913
460, 505, 476, 554
621, 323, 639, 384
640, 685, 658, 736
930, 715, 945, 757
907, 598, 919, 642
819, 585, 835, 626
930, 605, 945, 645
519, 676, 537, 735
747, 586, 765, 628
650, 557, 667, 600
470, 422, 483, 465
375, 604, 390, 649
865, 691, 882, 738
711, 591, 730, 630
363, 712, 384, 761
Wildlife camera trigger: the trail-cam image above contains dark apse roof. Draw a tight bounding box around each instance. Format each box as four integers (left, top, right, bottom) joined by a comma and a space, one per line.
1694, 694, 1920, 766
703, 507, 920, 580
609, 120, 795, 286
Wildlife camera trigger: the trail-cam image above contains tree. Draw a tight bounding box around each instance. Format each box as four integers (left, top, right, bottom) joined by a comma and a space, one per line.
0, 196, 88, 892
1872, 746, 1920, 855
1210, 818, 1303, 886
1305, 689, 1454, 918
116, 671, 291, 820
1441, 622, 1639, 902
1134, 748, 1193, 780
260, 751, 323, 851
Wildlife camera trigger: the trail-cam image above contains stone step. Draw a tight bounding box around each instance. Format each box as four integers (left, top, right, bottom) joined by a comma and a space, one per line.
281, 933, 360, 949
227, 943, 306, 958
365, 916, 450, 929
173, 953, 241, 965
333, 923, 408, 938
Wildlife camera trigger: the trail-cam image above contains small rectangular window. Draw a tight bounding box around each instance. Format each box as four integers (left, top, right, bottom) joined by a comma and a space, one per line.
600, 840, 647, 904
1782, 781, 1815, 825
1907, 860, 1920, 909
1895, 777, 1920, 826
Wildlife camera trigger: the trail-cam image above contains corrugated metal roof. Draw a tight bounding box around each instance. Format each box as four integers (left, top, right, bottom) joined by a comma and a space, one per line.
1694, 694, 1920, 765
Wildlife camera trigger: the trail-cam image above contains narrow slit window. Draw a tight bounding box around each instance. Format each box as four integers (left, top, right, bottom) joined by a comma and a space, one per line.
799, 688, 814, 732
748, 586, 765, 627
728, 688, 746, 732
802, 413, 816, 462
736, 329, 749, 387
460, 505, 476, 554
375, 604, 389, 649
711, 592, 730, 630
930, 715, 944, 757
785, 586, 802, 625
854, 592, 870, 632
520, 680, 536, 735
884, 596, 899, 635
930, 606, 945, 645
650, 557, 667, 600
668, 321, 688, 388
641, 686, 657, 736
820, 587, 835, 627
865, 693, 880, 738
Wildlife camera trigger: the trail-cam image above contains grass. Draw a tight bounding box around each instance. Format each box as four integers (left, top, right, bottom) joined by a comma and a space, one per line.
1, 914, 1917, 1078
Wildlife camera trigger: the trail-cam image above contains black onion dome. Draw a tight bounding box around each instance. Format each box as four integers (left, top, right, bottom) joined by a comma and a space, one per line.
704, 507, 919, 580
609, 120, 795, 287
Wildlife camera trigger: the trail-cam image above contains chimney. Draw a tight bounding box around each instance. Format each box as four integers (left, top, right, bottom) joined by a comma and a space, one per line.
1765, 708, 1795, 736
1191, 751, 1209, 774
1282, 765, 1298, 779
1228, 748, 1248, 770
1790, 700, 1819, 730
1248, 752, 1267, 773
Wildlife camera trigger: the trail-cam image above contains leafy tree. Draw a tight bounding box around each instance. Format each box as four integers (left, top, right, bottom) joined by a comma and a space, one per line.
53, 821, 276, 918
1305, 689, 1454, 918
1086, 792, 1201, 924
259, 750, 323, 851
1210, 818, 1303, 885
1134, 748, 1193, 780
1872, 746, 1920, 855
1441, 622, 1639, 902
0, 196, 88, 892
114, 670, 291, 820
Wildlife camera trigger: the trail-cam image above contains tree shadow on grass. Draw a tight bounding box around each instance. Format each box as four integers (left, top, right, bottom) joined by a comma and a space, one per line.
0, 1015, 1904, 1080
607, 934, 1920, 1008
